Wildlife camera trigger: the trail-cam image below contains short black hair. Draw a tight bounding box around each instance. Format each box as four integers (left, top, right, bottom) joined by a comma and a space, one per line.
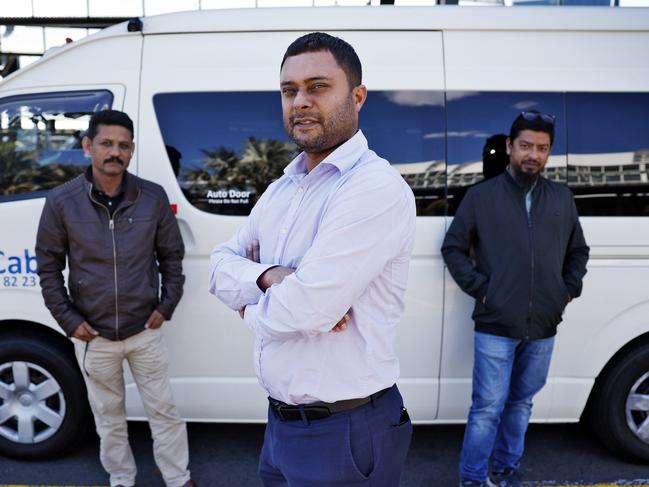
86, 109, 134, 140
281, 32, 362, 88
509, 110, 555, 146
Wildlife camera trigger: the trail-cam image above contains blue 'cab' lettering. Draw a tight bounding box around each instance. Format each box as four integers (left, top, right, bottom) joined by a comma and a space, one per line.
0, 249, 38, 274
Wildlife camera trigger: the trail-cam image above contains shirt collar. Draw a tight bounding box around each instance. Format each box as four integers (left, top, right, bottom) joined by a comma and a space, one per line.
283, 130, 369, 180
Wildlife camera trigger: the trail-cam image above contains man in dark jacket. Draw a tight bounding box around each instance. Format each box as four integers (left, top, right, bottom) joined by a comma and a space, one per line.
442, 111, 589, 487
36, 110, 195, 487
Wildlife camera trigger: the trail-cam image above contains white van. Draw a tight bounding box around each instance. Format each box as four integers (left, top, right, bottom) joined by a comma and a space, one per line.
1, 5, 648, 462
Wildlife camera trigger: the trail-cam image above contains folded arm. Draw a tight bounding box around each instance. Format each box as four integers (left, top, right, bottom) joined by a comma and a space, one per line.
244, 241, 350, 333
209, 193, 275, 310
244, 172, 415, 341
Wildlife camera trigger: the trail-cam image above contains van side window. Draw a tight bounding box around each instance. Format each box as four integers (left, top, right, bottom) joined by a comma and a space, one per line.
446, 92, 566, 215
0, 90, 113, 202
153, 91, 445, 217
362, 91, 446, 216
566, 93, 649, 216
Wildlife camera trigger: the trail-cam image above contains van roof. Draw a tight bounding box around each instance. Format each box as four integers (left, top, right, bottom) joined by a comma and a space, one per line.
72, 5, 649, 56
3, 6, 648, 86
84, 5, 649, 39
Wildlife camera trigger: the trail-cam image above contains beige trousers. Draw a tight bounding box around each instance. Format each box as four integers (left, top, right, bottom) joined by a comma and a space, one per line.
73, 328, 190, 487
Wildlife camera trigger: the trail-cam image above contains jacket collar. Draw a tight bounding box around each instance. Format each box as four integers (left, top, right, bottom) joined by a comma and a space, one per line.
502, 165, 543, 192
84, 166, 139, 205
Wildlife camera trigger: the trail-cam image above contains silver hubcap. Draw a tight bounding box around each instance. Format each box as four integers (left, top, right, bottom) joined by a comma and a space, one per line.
0, 361, 65, 444
626, 370, 649, 445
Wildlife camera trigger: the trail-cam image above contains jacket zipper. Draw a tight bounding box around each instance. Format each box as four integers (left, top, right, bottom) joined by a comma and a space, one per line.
526, 193, 534, 340
87, 185, 142, 341
88, 187, 121, 340
108, 217, 119, 340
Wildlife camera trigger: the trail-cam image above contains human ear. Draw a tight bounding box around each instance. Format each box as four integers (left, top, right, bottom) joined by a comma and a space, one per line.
82, 136, 92, 156
353, 84, 368, 112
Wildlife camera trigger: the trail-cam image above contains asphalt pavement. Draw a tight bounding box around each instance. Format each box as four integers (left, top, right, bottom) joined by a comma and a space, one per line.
0, 423, 648, 486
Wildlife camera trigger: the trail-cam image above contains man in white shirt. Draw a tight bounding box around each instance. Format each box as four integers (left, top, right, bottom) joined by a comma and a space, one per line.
209, 32, 416, 487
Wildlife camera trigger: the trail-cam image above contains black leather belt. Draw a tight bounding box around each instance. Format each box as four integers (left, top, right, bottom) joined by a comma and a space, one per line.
269, 387, 391, 421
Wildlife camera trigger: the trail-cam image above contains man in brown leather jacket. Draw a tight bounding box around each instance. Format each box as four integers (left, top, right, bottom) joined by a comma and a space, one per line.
36, 110, 195, 487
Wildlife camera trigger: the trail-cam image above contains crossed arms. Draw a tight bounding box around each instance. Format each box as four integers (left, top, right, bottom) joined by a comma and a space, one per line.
241, 239, 349, 332
208, 169, 414, 341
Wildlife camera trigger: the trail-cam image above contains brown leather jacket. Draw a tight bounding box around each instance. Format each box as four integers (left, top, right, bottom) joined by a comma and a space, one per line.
36, 170, 185, 341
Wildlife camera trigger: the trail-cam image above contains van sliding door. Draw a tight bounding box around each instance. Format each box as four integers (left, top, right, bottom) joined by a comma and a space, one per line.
139, 30, 445, 422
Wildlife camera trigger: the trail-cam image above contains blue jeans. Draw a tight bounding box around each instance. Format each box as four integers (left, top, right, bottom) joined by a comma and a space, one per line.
459, 331, 555, 483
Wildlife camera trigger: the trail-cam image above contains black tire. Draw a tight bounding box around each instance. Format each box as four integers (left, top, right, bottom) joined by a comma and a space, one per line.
589, 342, 649, 462
0, 333, 90, 459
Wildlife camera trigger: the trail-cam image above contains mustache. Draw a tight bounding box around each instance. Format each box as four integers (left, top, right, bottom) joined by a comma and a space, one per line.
103, 157, 124, 165
290, 113, 322, 124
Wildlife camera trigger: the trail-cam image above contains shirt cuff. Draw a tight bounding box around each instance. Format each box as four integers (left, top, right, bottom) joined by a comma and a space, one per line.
243, 303, 258, 334
239, 262, 275, 303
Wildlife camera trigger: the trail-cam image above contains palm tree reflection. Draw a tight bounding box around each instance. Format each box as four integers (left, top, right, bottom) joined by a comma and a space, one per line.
182, 137, 298, 215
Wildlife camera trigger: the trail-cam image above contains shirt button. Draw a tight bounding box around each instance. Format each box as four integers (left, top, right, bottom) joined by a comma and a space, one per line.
280, 228, 287, 235
297, 187, 304, 193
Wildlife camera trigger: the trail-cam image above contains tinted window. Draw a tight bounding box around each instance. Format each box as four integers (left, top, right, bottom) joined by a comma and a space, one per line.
154, 92, 294, 216
566, 93, 649, 216
0, 90, 113, 201
153, 91, 445, 217
446, 91, 566, 214
363, 91, 445, 216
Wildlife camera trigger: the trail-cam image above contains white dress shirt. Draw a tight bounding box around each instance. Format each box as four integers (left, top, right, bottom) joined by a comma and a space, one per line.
209, 130, 416, 405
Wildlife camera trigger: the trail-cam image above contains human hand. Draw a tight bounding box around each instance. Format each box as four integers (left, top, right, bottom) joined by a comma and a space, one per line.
72, 321, 99, 341
257, 266, 295, 292
144, 309, 166, 329
247, 238, 295, 291
246, 239, 260, 263
238, 240, 259, 318
330, 311, 351, 333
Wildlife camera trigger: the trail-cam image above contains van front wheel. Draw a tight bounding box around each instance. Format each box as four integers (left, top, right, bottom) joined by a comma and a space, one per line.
590, 343, 649, 461
0, 334, 89, 459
